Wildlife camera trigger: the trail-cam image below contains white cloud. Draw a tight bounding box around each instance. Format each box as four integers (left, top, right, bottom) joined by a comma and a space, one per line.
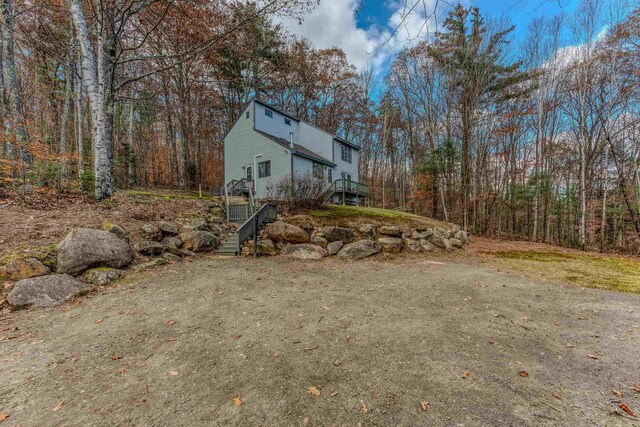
275, 0, 444, 73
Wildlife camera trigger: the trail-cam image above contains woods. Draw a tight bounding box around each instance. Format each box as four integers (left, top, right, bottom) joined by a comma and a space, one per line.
0, 0, 638, 253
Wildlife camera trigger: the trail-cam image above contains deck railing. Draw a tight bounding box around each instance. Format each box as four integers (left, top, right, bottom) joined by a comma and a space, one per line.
323, 178, 369, 204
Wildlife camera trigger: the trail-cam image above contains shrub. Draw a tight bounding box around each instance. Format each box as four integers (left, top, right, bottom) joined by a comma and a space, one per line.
265, 173, 327, 213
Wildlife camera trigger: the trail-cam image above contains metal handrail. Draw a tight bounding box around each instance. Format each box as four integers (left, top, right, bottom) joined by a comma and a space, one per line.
236, 203, 277, 254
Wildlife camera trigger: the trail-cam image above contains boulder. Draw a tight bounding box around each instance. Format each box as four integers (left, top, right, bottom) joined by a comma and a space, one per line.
420, 240, 437, 252
282, 244, 326, 260
298, 221, 315, 234
378, 237, 404, 253
326, 241, 343, 255
141, 223, 162, 241
7, 274, 89, 308
188, 218, 210, 231
81, 268, 123, 286
3, 258, 50, 281
337, 239, 381, 259
322, 226, 355, 243
161, 236, 183, 250
450, 238, 463, 249
158, 221, 179, 236
247, 238, 278, 256
310, 233, 328, 248
180, 231, 218, 252
403, 238, 422, 253
135, 240, 165, 256
265, 221, 310, 244
412, 229, 433, 240
378, 225, 402, 237
431, 237, 453, 251
57, 228, 134, 275
359, 224, 376, 239
432, 227, 450, 240
161, 253, 182, 263
103, 222, 127, 240
456, 230, 469, 244
132, 258, 167, 272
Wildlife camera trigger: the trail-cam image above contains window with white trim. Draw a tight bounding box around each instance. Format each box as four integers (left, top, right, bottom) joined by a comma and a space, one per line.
341, 144, 352, 164
312, 163, 324, 179
258, 160, 271, 178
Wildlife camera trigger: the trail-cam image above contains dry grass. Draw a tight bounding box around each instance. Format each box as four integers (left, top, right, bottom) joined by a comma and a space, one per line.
471, 237, 640, 294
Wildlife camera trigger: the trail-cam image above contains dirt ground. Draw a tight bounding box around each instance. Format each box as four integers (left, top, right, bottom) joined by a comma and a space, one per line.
1, 254, 639, 426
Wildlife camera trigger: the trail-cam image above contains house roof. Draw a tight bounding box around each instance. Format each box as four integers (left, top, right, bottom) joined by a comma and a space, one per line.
255, 130, 336, 167
254, 99, 300, 123
333, 136, 361, 151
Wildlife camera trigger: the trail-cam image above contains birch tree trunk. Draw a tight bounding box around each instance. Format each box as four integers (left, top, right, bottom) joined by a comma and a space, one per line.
1, 0, 27, 165
59, 59, 73, 180
74, 67, 84, 185
69, 0, 113, 200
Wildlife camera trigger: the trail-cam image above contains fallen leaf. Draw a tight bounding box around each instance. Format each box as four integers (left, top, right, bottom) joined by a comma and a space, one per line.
307, 386, 320, 396
169, 371, 178, 376
461, 371, 470, 379
612, 389, 623, 398
634, 383, 640, 392
232, 396, 244, 406
618, 402, 636, 417
117, 368, 127, 374
304, 346, 319, 352
420, 401, 430, 411
0, 412, 8, 422
164, 319, 176, 326
518, 371, 529, 377
111, 354, 122, 361
587, 353, 599, 359
52, 400, 66, 412
360, 402, 368, 413
333, 359, 341, 366
95, 319, 103, 324
552, 392, 562, 400
330, 390, 339, 397
565, 343, 575, 348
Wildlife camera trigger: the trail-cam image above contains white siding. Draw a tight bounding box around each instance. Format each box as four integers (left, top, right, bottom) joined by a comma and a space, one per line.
298, 122, 333, 161
254, 103, 299, 144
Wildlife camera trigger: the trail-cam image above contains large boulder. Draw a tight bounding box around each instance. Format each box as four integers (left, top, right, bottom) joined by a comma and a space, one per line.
3, 258, 50, 281
403, 238, 422, 253
378, 225, 402, 237
141, 223, 162, 241
187, 218, 210, 231
282, 244, 326, 260
322, 226, 355, 243
180, 231, 218, 252
450, 238, 463, 249
310, 233, 328, 248
161, 236, 183, 250
57, 228, 134, 275
432, 236, 453, 251
158, 221, 179, 236
337, 239, 381, 259
456, 230, 469, 244
265, 221, 310, 244
378, 237, 404, 253
412, 229, 433, 240
135, 240, 165, 256
359, 224, 377, 239
327, 241, 344, 255
81, 268, 123, 286
249, 239, 277, 256
7, 274, 89, 308
420, 240, 437, 252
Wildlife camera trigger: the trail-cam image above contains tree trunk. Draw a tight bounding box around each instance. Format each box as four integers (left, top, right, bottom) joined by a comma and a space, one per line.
69, 0, 113, 200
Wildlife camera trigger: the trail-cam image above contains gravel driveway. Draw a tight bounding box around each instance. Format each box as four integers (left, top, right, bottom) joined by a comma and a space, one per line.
1, 255, 639, 426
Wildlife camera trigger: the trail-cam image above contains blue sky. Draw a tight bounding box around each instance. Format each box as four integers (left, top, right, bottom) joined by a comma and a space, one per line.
275, 0, 628, 78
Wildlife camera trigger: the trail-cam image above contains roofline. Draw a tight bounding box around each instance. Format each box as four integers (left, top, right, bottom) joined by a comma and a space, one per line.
334, 136, 361, 151
293, 151, 336, 167
222, 98, 255, 142
254, 98, 300, 123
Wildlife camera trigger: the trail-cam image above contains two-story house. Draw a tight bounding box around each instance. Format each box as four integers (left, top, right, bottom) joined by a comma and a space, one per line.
223, 99, 367, 205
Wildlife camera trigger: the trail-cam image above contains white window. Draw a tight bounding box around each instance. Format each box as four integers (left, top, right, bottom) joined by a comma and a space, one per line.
284, 118, 291, 126
258, 160, 271, 178
265, 109, 273, 118
341, 145, 352, 164
312, 163, 324, 179
246, 166, 252, 180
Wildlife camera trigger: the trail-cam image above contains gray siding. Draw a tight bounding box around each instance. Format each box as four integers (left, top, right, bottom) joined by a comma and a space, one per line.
224, 101, 292, 199
298, 122, 333, 161
254, 103, 299, 144
332, 140, 359, 182
293, 155, 331, 186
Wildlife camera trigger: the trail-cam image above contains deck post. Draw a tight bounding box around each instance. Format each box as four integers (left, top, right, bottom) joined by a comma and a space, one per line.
342, 175, 345, 205
253, 216, 258, 259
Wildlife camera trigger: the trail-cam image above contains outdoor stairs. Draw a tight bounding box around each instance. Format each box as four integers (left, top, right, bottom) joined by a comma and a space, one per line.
216, 233, 241, 256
